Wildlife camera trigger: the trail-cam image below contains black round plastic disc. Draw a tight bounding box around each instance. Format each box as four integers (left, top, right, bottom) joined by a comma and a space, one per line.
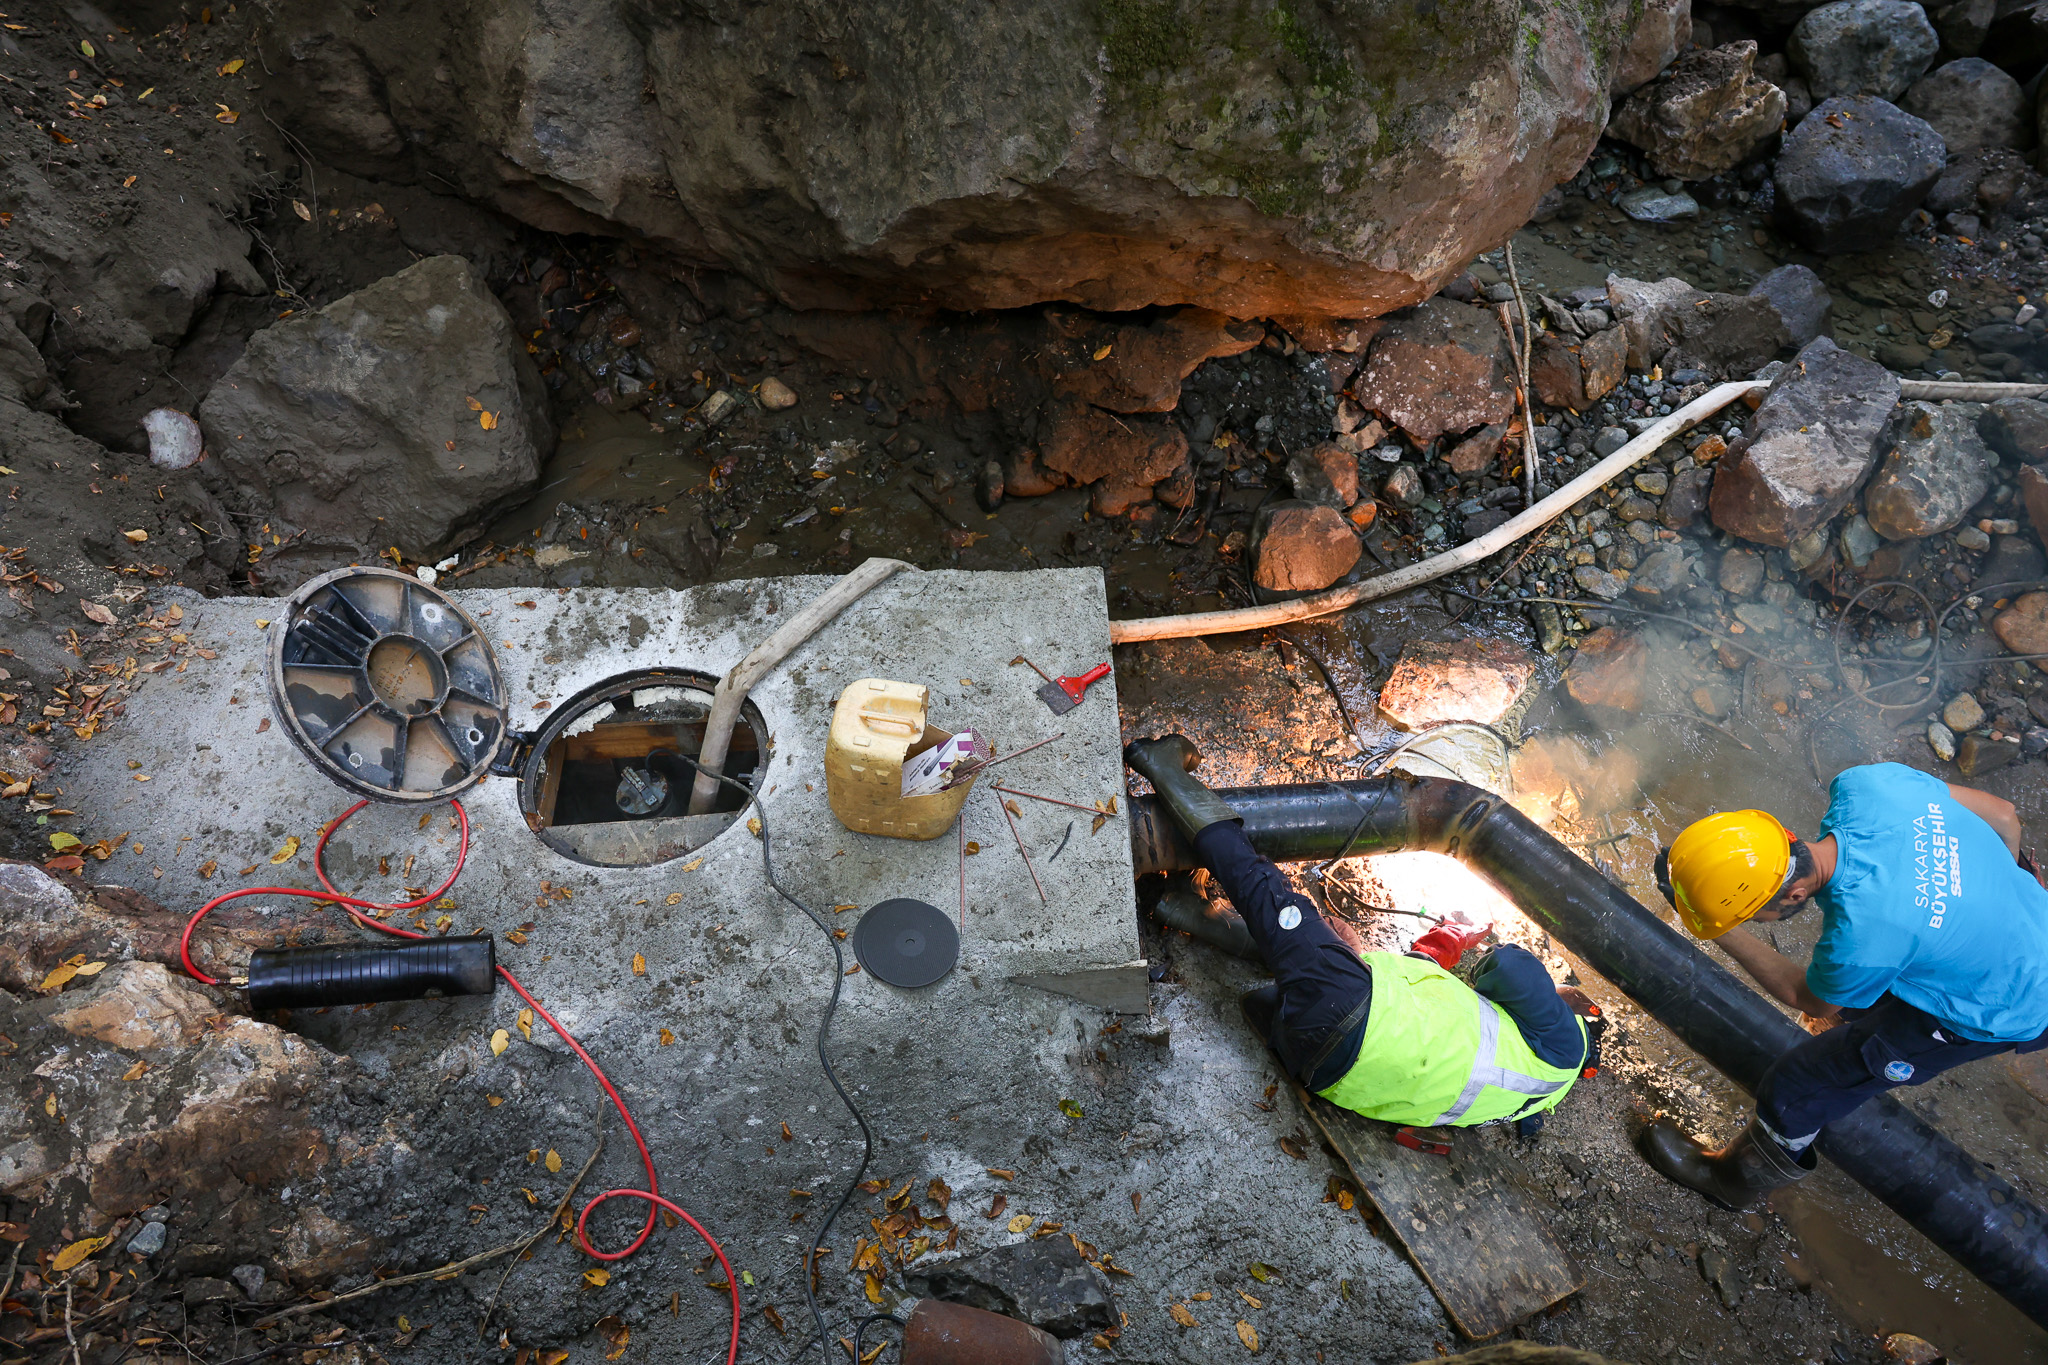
852, 898, 958, 989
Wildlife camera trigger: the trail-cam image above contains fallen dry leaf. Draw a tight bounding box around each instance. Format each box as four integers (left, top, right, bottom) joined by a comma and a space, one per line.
1236, 1319, 1259, 1352
1007, 1213, 1033, 1234
1170, 1303, 1198, 1328
1248, 1262, 1275, 1283
74, 962, 105, 978
1237, 1289, 1262, 1308
218, 56, 244, 74
490, 1029, 509, 1056
583, 1267, 610, 1288
546, 1148, 563, 1173
480, 411, 499, 430
122, 1059, 149, 1081
121, 529, 147, 543
632, 952, 647, 976
987, 1167, 1014, 1180
292, 199, 312, 221
985, 1193, 1007, 1220
658, 1028, 675, 1045
1058, 1098, 1084, 1119
762, 1304, 786, 1335
927, 1177, 951, 1212
36, 963, 79, 993
665, 891, 684, 905
518, 1008, 533, 1041
270, 835, 301, 864
1092, 343, 1113, 360
864, 1272, 884, 1304
79, 599, 115, 626
53, 1235, 109, 1272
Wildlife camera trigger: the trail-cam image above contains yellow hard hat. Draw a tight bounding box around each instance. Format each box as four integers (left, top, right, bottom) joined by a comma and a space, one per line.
1660, 810, 1792, 939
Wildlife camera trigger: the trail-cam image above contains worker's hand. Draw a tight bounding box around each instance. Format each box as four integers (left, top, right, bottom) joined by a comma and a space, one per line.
1409, 920, 1492, 970
1556, 985, 1600, 1017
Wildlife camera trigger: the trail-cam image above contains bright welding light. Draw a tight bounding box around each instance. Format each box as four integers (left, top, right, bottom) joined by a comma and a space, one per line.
1365, 851, 1526, 943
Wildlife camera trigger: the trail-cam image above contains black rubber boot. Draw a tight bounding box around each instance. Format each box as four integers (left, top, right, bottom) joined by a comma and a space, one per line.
1153, 873, 1260, 962
1638, 1116, 1814, 1210
1124, 735, 1242, 840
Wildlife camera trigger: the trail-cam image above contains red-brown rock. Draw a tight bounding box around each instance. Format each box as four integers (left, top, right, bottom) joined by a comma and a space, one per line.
1251, 502, 1362, 592
1377, 639, 1537, 730
1565, 627, 1649, 712
1352, 299, 1517, 444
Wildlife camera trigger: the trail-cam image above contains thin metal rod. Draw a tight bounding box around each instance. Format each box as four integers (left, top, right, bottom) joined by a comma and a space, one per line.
944, 732, 1065, 788
1010, 654, 1054, 684
957, 812, 967, 930
995, 792, 1047, 904
993, 783, 1115, 816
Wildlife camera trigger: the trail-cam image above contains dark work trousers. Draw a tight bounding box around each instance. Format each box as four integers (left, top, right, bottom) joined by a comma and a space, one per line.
1193, 822, 1580, 1089
1755, 992, 2048, 1143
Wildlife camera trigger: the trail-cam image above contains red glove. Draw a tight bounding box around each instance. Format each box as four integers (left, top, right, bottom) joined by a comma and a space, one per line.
1409, 921, 1492, 970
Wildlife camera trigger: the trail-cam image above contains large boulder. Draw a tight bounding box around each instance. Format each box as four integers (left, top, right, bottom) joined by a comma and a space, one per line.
1605, 275, 1791, 376
1612, 0, 1695, 92
1378, 639, 1538, 730
1749, 265, 1835, 348
1608, 42, 1789, 180
1899, 59, 2030, 156
1788, 1, 1941, 101
1864, 402, 1996, 539
1353, 298, 1516, 443
1709, 337, 1900, 547
1772, 96, 1946, 254
248, 1, 1663, 317
1981, 397, 2048, 463
1928, 0, 1994, 56
200, 256, 555, 558
1985, 2, 2048, 74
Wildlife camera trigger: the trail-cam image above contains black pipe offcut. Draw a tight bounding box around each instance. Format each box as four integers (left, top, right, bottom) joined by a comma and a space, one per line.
1130, 775, 2048, 1330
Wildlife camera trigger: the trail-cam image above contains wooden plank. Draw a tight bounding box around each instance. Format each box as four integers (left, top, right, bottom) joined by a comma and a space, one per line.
1295, 1086, 1581, 1339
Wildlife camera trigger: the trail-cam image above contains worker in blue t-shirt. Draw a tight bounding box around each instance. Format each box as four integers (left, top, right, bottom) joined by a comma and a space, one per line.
1639, 762, 2048, 1209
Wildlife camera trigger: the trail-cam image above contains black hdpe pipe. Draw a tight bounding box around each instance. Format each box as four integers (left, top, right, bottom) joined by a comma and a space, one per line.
246, 936, 497, 1011
1130, 774, 2048, 1330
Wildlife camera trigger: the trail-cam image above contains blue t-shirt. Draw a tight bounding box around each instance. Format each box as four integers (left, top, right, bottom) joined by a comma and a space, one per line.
1808, 763, 2048, 1042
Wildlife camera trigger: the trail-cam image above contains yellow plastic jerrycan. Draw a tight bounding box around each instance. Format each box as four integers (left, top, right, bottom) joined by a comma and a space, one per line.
825, 678, 978, 840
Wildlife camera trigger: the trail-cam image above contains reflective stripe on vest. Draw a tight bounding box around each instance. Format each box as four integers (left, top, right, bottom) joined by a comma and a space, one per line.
1431, 988, 1570, 1126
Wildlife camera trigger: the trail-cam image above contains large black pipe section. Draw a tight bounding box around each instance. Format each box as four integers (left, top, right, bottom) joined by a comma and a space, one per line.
1131, 775, 2048, 1329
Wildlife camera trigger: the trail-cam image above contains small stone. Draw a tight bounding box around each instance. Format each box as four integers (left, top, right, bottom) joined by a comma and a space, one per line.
1749, 265, 1835, 349
1928, 721, 1958, 761
1661, 467, 1712, 530
1381, 464, 1425, 507
922, 1235, 1118, 1338
1377, 639, 1538, 730
1957, 526, 1992, 551
1574, 565, 1627, 599
141, 408, 204, 471
1446, 423, 1506, 477
1864, 402, 1994, 541
1981, 398, 2048, 464
1841, 513, 1880, 568
1943, 692, 1987, 733
1634, 470, 1670, 496
183, 1278, 237, 1307
757, 376, 798, 410
1286, 440, 1362, 507
700, 389, 740, 425
232, 1264, 267, 1300
1693, 683, 1735, 718
976, 459, 1004, 513
1618, 187, 1701, 222
1617, 494, 1662, 522
2025, 728, 2048, 758
1594, 427, 1632, 457
1698, 1246, 1745, 1310
1630, 545, 1690, 598
1958, 734, 2020, 777
1529, 601, 1568, 654
1718, 547, 1765, 596
606, 314, 643, 348
125, 1221, 168, 1257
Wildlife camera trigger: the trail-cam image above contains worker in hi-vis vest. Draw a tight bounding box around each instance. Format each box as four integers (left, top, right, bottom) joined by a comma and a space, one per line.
1126, 736, 1600, 1129
1643, 763, 2048, 1209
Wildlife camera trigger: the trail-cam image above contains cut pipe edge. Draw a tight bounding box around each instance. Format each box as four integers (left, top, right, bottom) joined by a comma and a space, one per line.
1106, 377, 2048, 646
1127, 776, 2048, 1328
685, 557, 917, 815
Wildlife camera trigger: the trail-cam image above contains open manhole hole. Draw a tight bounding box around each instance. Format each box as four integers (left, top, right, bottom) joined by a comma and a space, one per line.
518, 670, 767, 868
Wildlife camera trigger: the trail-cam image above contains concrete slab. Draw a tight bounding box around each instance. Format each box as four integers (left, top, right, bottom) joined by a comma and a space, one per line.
60, 566, 1140, 1003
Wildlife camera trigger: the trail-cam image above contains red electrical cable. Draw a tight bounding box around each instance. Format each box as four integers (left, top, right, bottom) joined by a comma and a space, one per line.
177, 799, 740, 1365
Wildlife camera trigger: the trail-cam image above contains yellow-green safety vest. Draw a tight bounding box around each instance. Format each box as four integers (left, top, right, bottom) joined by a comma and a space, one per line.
1316, 951, 1587, 1128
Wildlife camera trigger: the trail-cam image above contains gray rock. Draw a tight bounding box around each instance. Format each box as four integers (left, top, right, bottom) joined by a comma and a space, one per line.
1608, 42, 1789, 180
1530, 600, 1569, 653
1612, 0, 1695, 94
2024, 726, 2048, 757
1957, 524, 1992, 550
200, 256, 555, 557
1773, 96, 1946, 255
1944, 691, 1986, 732
1929, 720, 1958, 760
1864, 402, 1995, 540
242, 0, 1682, 319
919, 1234, 1117, 1338
1630, 544, 1691, 597
1574, 564, 1628, 599
1789, 0, 1941, 101
1719, 546, 1766, 595
1981, 398, 2048, 463
1900, 59, 2030, 157
1735, 601, 1787, 632
1841, 512, 1881, 567
1662, 467, 1712, 529
1929, 0, 1994, 56
1749, 265, 1834, 348
1617, 494, 1662, 522
1605, 274, 1791, 376
1594, 426, 1633, 456
231, 1264, 267, 1299
1619, 186, 1702, 221
1711, 339, 1900, 546
1635, 469, 1671, 495
1783, 75, 1815, 126
1986, 2, 2048, 75
1698, 1246, 1746, 1310
1382, 463, 1425, 507
125, 1220, 168, 1257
